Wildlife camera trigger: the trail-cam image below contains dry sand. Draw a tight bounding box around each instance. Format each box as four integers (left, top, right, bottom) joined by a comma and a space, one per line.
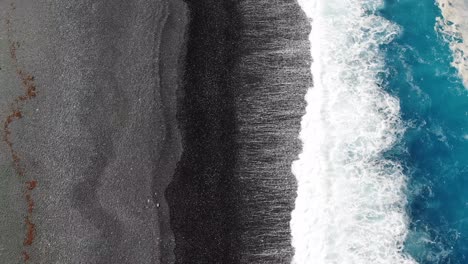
0, 0, 187, 263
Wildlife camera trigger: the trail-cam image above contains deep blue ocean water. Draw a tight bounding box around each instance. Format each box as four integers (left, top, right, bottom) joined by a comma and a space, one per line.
381, 1, 468, 263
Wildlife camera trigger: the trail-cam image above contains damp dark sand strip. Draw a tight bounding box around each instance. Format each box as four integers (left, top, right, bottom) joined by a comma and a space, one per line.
166, 0, 241, 263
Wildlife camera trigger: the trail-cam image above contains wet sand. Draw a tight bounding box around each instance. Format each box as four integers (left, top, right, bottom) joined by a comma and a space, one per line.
0, 0, 187, 263
166, 0, 310, 263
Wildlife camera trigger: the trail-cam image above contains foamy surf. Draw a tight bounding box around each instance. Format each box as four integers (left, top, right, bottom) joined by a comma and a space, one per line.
435, 0, 468, 88
291, 0, 418, 263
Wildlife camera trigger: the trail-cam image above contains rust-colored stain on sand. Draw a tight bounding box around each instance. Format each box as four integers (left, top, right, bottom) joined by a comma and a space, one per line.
26, 193, 34, 214
4, 3, 39, 262
24, 212, 36, 246
22, 251, 30, 262
26, 180, 37, 191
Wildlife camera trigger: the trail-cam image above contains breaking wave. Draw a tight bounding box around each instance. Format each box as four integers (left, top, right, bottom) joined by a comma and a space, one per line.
291, 0, 417, 263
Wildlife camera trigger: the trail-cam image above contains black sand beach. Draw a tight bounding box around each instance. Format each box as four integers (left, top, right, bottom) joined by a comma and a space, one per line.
0, 0, 310, 263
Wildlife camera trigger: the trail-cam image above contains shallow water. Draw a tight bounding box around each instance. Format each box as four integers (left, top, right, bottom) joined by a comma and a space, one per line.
381, 0, 468, 263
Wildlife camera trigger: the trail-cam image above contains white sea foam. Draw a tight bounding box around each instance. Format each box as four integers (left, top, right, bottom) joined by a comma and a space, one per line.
291, 0, 417, 263
436, 0, 468, 88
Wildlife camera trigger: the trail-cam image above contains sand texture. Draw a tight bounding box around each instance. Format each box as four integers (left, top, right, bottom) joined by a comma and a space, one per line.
0, 0, 187, 263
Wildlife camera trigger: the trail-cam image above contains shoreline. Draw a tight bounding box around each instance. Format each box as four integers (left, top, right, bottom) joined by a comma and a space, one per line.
234, 0, 310, 262
166, 0, 310, 263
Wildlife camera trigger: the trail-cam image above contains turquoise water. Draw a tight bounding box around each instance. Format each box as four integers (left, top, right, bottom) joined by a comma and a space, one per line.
381, 1, 468, 263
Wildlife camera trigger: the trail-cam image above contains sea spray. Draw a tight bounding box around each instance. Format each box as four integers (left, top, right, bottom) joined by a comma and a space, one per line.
291, 0, 417, 263
435, 0, 468, 88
